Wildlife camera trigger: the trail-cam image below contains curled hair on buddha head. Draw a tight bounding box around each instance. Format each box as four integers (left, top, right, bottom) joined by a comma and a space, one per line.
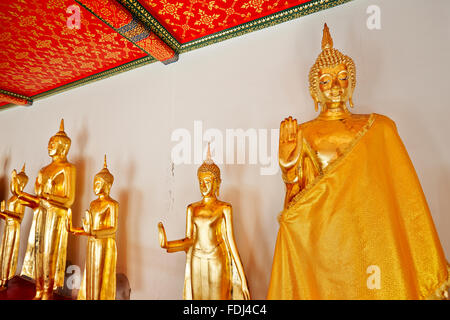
95, 155, 114, 187
52, 119, 72, 156
197, 142, 221, 185
309, 23, 356, 110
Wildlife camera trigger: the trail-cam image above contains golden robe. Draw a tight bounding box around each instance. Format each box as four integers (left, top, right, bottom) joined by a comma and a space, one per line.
77, 237, 117, 300
0, 197, 24, 281
183, 220, 245, 300
78, 206, 117, 300
268, 114, 449, 299
20, 205, 68, 289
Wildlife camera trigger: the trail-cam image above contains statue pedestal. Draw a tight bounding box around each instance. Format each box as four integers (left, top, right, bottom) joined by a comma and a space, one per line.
0, 276, 71, 300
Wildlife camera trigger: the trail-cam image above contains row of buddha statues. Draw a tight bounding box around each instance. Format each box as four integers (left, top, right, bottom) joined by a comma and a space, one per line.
0, 24, 448, 300
0, 120, 118, 300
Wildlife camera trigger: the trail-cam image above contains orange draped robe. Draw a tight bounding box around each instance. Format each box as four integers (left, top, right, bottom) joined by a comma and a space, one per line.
268, 114, 449, 299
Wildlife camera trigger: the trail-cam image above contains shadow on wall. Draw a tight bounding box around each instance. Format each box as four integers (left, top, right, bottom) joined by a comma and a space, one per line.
0, 154, 10, 205
117, 159, 143, 293
222, 165, 272, 300
66, 122, 91, 271
0, 154, 10, 236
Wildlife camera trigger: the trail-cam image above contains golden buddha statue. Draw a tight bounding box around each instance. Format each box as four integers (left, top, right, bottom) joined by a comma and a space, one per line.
268, 24, 449, 300
0, 165, 28, 290
158, 144, 250, 300
67, 156, 118, 300
12, 119, 76, 300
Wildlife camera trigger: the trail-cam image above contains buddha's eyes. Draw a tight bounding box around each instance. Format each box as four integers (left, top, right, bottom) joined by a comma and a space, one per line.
320, 80, 330, 85
338, 72, 348, 81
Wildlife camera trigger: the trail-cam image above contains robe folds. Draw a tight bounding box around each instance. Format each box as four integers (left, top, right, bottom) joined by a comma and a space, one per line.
268, 114, 449, 300
0, 218, 21, 281
20, 205, 68, 290
77, 236, 117, 300
183, 220, 245, 300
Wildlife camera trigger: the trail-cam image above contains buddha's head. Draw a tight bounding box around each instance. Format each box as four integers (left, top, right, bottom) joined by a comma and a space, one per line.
10, 164, 28, 194
309, 24, 356, 111
197, 143, 221, 198
48, 119, 71, 159
94, 155, 114, 197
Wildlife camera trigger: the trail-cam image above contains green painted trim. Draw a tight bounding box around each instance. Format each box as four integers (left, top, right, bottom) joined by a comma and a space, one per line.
75, 0, 159, 57
118, 0, 181, 52
31, 56, 156, 100
0, 56, 157, 111
0, 89, 32, 101
1, 0, 353, 112
0, 56, 155, 112
118, 0, 353, 53
179, 0, 354, 52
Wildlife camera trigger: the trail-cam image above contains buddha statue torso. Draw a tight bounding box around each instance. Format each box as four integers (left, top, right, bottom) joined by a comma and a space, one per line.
191, 201, 228, 254
5, 197, 25, 222
301, 114, 371, 169
89, 199, 116, 234
38, 162, 75, 207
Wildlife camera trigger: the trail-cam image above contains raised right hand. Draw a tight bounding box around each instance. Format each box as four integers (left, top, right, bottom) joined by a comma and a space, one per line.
10, 170, 21, 196
158, 222, 168, 249
279, 116, 303, 170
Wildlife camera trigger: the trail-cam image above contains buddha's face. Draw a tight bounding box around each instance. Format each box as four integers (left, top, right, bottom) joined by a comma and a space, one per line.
48, 136, 69, 157
198, 172, 217, 197
10, 175, 26, 194
317, 63, 350, 108
94, 177, 109, 196
48, 137, 59, 156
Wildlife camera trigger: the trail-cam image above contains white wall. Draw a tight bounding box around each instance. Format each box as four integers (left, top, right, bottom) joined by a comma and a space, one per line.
0, 0, 449, 299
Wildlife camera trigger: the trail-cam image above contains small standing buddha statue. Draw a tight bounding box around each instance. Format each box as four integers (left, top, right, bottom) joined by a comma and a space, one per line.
67, 155, 118, 300
268, 24, 449, 300
12, 119, 76, 300
0, 165, 28, 290
158, 144, 250, 300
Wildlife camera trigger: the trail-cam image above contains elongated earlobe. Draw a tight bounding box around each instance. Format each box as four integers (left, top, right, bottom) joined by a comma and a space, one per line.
216, 183, 220, 197
314, 99, 319, 112
349, 96, 354, 108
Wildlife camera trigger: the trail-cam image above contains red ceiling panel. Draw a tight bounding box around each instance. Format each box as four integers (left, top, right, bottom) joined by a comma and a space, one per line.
137, 0, 312, 43
0, 0, 146, 97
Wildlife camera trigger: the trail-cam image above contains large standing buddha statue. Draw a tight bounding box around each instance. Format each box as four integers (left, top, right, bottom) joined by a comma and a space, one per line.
12, 119, 76, 300
67, 155, 118, 300
0, 165, 28, 290
267, 24, 449, 300
158, 144, 250, 300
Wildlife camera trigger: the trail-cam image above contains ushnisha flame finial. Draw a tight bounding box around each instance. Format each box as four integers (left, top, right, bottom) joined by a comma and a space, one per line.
197, 142, 221, 183
54, 119, 70, 139
20, 163, 26, 174
205, 142, 213, 164
95, 154, 114, 185
321, 23, 333, 51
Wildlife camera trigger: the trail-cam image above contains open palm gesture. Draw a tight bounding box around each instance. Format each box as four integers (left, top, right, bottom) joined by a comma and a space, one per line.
279, 116, 302, 170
